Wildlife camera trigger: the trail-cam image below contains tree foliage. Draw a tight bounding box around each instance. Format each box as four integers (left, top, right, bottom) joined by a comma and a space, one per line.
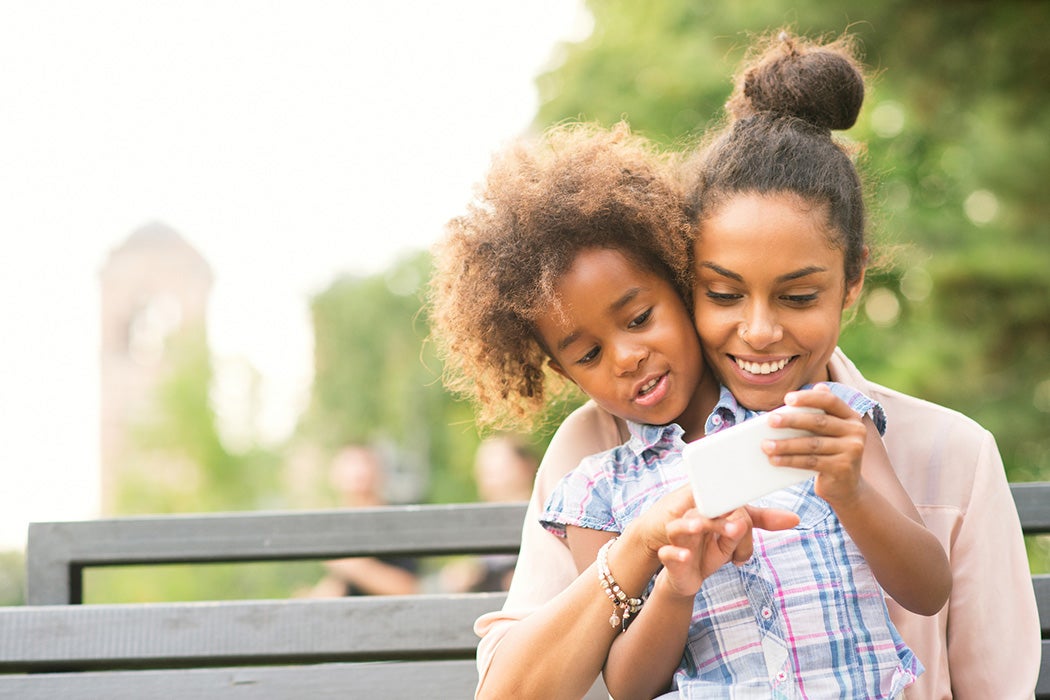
299, 252, 487, 503
94, 326, 314, 602
101, 4, 1048, 599
535, 0, 1050, 482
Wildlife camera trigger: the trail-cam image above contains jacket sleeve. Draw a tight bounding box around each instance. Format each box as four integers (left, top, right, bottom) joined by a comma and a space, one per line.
947, 429, 1039, 699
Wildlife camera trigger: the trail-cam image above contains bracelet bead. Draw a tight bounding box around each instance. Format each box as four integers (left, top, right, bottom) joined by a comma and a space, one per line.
596, 537, 644, 632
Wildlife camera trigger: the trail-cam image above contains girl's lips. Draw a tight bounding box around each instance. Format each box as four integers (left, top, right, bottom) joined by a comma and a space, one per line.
633, 373, 669, 408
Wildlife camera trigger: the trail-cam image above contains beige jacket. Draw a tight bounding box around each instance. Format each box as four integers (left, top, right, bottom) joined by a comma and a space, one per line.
475, 348, 1040, 699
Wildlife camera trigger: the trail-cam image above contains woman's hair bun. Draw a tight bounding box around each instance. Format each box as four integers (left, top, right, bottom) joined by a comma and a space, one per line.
726, 31, 865, 131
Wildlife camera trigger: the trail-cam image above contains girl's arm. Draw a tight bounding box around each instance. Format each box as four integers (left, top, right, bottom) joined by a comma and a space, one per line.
766, 386, 952, 615
478, 402, 803, 700
475, 403, 630, 700
601, 509, 758, 700
486, 484, 710, 700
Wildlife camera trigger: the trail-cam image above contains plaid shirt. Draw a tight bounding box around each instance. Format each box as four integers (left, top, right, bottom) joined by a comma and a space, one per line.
541, 383, 921, 699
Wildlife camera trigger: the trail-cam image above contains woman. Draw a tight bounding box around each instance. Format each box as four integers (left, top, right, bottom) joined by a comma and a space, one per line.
473, 31, 1038, 700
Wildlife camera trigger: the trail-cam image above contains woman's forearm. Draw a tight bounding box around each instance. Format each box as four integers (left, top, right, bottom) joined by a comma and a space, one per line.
477, 527, 662, 700
604, 573, 691, 700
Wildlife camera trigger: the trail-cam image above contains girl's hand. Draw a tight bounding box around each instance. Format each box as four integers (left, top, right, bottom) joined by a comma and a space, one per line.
762, 384, 867, 507
633, 485, 800, 562
657, 507, 752, 598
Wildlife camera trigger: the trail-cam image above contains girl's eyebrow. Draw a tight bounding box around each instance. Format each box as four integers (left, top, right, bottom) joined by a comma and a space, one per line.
699, 262, 827, 283
610, 287, 642, 312
555, 287, 643, 352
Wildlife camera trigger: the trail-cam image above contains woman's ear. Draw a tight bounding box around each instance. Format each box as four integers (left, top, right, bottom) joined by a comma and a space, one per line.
843, 246, 869, 310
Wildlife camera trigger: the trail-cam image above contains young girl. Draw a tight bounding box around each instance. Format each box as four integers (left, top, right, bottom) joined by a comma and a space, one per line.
429, 117, 949, 697
430, 122, 800, 700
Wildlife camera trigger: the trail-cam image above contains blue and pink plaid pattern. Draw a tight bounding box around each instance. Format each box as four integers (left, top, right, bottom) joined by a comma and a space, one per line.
541, 383, 920, 699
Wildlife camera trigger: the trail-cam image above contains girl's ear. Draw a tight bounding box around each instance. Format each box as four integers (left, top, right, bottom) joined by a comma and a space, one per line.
547, 357, 575, 384
843, 246, 868, 310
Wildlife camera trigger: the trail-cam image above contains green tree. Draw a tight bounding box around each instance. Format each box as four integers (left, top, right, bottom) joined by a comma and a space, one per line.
90, 325, 316, 603
118, 326, 281, 514
0, 551, 24, 606
535, 0, 1050, 483
300, 252, 576, 504
299, 252, 482, 503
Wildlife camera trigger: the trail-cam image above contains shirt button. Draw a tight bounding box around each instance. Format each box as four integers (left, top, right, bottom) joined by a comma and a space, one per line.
775, 670, 787, 682
760, 606, 773, 619
711, 414, 723, 426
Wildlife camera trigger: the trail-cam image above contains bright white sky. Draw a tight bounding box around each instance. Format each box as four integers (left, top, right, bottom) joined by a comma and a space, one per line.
0, 0, 591, 549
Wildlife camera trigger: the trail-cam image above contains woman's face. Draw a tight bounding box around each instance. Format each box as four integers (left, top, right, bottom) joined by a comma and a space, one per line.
535, 247, 711, 435
691, 192, 864, 412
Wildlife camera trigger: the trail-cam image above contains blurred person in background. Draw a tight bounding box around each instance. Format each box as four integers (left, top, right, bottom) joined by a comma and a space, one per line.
304, 444, 420, 597
441, 435, 538, 593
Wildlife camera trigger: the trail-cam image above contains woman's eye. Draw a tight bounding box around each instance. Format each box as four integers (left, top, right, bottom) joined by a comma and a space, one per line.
705, 291, 740, 303
628, 309, 652, 328
782, 293, 819, 305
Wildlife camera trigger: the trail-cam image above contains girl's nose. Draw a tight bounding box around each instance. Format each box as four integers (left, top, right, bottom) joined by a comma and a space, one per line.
614, 342, 648, 375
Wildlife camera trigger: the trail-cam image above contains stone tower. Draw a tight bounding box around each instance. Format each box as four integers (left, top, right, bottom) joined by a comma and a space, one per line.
98, 222, 213, 515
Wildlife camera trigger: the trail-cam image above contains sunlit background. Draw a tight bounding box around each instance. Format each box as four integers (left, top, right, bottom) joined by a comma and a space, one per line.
1, 1, 1047, 602
0, 0, 590, 548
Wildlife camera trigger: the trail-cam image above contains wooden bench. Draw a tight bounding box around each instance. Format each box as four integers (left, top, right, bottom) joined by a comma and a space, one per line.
3, 483, 1049, 698
1, 502, 527, 699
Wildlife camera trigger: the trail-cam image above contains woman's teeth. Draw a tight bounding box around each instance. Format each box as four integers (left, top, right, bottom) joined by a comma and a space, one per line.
734, 357, 789, 375
639, 377, 660, 395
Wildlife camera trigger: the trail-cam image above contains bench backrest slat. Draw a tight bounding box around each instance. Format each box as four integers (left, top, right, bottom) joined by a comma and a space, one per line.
26, 502, 528, 605
1013, 482, 1050, 534
0, 594, 505, 672
12, 483, 1050, 698
0, 660, 480, 700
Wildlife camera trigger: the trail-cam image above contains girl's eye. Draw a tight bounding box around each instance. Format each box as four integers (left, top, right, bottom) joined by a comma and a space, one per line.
628, 308, 652, 329
577, 346, 600, 365
705, 291, 741, 303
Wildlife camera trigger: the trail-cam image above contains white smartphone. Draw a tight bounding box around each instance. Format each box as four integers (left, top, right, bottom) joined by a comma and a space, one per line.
683, 405, 823, 517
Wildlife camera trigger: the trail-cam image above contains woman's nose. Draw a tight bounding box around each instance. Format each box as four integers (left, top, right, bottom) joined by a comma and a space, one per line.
739, 307, 782, 348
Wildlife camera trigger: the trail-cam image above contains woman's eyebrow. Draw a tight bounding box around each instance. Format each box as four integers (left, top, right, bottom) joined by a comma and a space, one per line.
699, 262, 826, 283
778, 266, 827, 282
699, 261, 741, 281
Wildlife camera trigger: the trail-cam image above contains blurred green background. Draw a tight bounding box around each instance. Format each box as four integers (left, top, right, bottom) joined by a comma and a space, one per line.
7, 0, 1046, 605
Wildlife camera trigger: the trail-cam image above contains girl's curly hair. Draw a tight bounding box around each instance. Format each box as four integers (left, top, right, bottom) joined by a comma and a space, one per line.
427, 122, 693, 432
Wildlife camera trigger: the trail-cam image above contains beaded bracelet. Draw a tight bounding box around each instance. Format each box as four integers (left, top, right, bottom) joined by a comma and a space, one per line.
597, 537, 644, 632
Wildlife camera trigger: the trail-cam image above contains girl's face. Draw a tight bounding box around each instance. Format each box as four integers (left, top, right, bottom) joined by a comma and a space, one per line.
692, 192, 864, 412
535, 247, 712, 438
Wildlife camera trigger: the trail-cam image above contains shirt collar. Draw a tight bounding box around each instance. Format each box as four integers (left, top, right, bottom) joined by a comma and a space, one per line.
623, 419, 684, 456
621, 380, 886, 455
705, 382, 887, 436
